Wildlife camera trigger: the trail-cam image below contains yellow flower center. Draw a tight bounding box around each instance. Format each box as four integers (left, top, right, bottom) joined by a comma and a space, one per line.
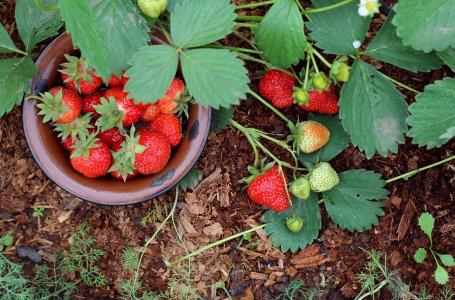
366, 2, 376, 11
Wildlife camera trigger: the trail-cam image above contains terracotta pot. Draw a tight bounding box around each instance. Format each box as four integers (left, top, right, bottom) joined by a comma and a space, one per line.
22, 32, 211, 205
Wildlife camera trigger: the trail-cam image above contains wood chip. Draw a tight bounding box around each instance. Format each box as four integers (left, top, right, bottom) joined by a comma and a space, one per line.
389, 250, 402, 268
249, 272, 268, 280
286, 266, 298, 277
180, 216, 197, 234
202, 222, 223, 236
397, 198, 415, 241
236, 287, 254, 300
290, 244, 326, 268
264, 272, 278, 286
58, 211, 72, 223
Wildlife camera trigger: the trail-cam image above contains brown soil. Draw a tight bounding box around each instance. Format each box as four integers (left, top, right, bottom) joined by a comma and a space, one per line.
1, 0, 454, 299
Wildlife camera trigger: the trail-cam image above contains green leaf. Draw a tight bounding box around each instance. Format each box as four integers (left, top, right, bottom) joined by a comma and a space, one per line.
255, 0, 306, 68
59, 0, 110, 80
418, 212, 434, 240
0, 57, 36, 117
298, 114, 350, 165
180, 48, 249, 109
167, 0, 184, 12
392, 0, 455, 53
414, 248, 427, 263
339, 60, 408, 158
211, 106, 233, 133
178, 169, 203, 192
437, 253, 455, 267
435, 264, 449, 285
437, 48, 455, 71
365, 11, 441, 72
407, 78, 455, 149
0, 23, 22, 54
91, 0, 149, 75
307, 0, 371, 55
15, 0, 63, 53
323, 169, 388, 232
262, 194, 321, 253
171, 0, 236, 48
124, 45, 178, 103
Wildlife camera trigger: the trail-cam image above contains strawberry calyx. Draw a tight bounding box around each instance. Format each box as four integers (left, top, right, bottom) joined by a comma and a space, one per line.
70, 130, 101, 159
53, 113, 94, 143
108, 126, 146, 182
59, 54, 95, 92
311, 72, 330, 91
35, 89, 70, 123
293, 88, 309, 105
93, 96, 126, 131
240, 160, 275, 185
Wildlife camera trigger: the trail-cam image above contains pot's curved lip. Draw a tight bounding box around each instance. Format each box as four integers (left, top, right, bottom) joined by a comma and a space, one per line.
22, 32, 212, 206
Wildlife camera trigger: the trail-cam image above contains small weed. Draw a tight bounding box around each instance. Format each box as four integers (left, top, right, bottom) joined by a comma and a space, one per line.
435, 287, 454, 300
122, 247, 140, 272
32, 206, 46, 218
276, 278, 324, 300
414, 212, 454, 285
0, 231, 14, 251
140, 208, 159, 227
0, 253, 33, 300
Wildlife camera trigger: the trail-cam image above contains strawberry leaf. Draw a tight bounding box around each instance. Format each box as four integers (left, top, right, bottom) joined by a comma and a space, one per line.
437, 48, 455, 72
180, 48, 249, 109
91, 0, 149, 76
307, 0, 371, 55
392, 0, 455, 53
59, 0, 110, 81
15, 0, 63, 53
407, 78, 455, 149
322, 170, 388, 232
365, 11, 441, 73
254, 0, 306, 68
0, 57, 36, 117
171, 0, 236, 48
167, 0, 184, 12
262, 194, 321, 253
125, 45, 178, 104
339, 60, 408, 158
298, 114, 350, 165
178, 169, 203, 192
414, 248, 427, 263
211, 106, 233, 133
0, 23, 22, 54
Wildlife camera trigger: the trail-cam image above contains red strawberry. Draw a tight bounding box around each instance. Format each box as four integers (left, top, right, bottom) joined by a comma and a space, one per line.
83, 91, 104, 119
61, 126, 96, 151
134, 131, 171, 175
247, 164, 290, 212
36, 86, 83, 124
109, 142, 139, 180
146, 114, 182, 147
141, 103, 161, 122
70, 133, 111, 178
258, 70, 296, 108
56, 115, 95, 151
60, 54, 102, 94
300, 84, 338, 114
98, 127, 126, 148
108, 70, 128, 87
94, 88, 142, 130
156, 78, 186, 114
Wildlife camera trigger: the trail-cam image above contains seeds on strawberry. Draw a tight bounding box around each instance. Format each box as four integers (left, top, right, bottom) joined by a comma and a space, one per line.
286, 216, 304, 233
134, 131, 171, 175
108, 70, 127, 87
137, 0, 167, 18
98, 127, 126, 148
294, 121, 330, 154
70, 133, 111, 178
247, 164, 290, 212
141, 103, 161, 122
36, 86, 83, 124
157, 78, 187, 115
60, 54, 102, 94
308, 162, 339, 192
147, 114, 182, 147
300, 83, 339, 114
83, 91, 104, 119
258, 70, 296, 108
290, 177, 311, 200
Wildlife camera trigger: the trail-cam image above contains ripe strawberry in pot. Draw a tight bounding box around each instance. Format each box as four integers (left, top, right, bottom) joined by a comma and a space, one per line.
135, 131, 171, 175
98, 127, 126, 148
83, 91, 104, 119
109, 141, 140, 181
70, 132, 111, 178
146, 114, 182, 147
156, 78, 187, 115
36, 86, 83, 124
60, 54, 102, 94
94, 88, 142, 130
54, 113, 95, 151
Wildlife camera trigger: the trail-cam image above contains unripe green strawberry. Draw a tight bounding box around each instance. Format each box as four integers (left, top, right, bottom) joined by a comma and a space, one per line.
332, 62, 350, 82
294, 121, 330, 154
286, 216, 304, 233
308, 162, 339, 192
311, 72, 329, 91
293, 89, 309, 105
138, 0, 167, 18
290, 177, 311, 200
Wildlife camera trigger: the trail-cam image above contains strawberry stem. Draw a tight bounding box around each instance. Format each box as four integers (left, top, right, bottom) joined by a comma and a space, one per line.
234, 22, 259, 29
303, 54, 311, 90
308, 48, 320, 74
386, 155, 455, 184
235, 15, 264, 22
379, 72, 420, 94
304, 0, 355, 14
34, 0, 59, 11
238, 53, 275, 69
157, 20, 176, 48
249, 90, 291, 124
235, 0, 276, 10
164, 224, 267, 266
312, 47, 332, 68
208, 45, 263, 55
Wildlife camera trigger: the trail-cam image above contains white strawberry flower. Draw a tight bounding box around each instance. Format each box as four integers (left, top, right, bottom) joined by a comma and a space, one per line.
353, 40, 362, 49
358, 0, 380, 17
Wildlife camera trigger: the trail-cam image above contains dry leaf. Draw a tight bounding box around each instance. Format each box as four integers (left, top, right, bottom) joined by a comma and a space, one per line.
203, 222, 223, 236
58, 211, 72, 223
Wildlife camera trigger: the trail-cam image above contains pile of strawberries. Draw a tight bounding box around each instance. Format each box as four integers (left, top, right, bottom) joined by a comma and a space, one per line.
35, 54, 187, 181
